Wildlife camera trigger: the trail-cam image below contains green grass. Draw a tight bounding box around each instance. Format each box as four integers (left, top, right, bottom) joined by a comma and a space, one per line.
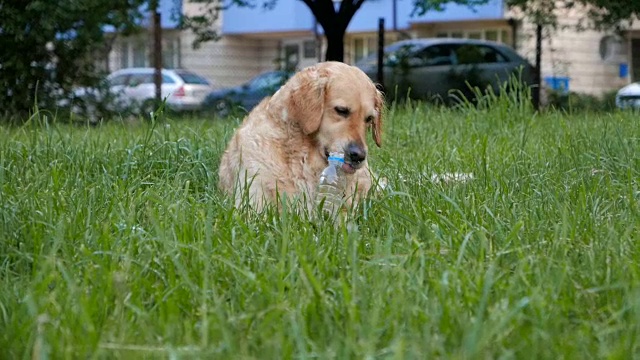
1, 100, 639, 359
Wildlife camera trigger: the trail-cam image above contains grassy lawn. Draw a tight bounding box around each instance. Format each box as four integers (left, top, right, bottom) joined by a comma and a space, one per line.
1, 100, 639, 359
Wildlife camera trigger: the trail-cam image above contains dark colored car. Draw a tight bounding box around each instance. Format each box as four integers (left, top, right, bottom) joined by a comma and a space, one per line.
204, 70, 293, 116
356, 38, 535, 103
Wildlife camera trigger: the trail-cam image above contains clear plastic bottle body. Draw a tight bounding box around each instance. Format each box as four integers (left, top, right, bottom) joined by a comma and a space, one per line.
316, 152, 347, 217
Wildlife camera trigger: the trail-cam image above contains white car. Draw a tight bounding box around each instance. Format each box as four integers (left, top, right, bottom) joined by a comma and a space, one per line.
65, 67, 214, 117
615, 82, 640, 109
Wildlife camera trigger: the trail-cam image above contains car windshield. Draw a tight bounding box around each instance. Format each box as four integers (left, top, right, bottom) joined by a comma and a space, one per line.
248, 72, 288, 90
175, 70, 210, 85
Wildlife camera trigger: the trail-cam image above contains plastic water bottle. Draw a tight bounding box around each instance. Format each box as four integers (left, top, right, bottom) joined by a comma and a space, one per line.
316, 152, 347, 217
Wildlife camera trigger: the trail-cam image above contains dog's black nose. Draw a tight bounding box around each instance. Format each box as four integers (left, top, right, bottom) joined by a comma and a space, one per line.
346, 143, 366, 164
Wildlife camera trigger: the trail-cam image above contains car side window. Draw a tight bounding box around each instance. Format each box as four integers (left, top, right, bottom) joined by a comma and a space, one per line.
455, 45, 507, 65
383, 44, 418, 67
413, 45, 455, 67
274, 73, 289, 86
162, 75, 176, 84
109, 74, 128, 86
128, 74, 153, 86
249, 74, 270, 90
249, 73, 285, 90
263, 73, 287, 89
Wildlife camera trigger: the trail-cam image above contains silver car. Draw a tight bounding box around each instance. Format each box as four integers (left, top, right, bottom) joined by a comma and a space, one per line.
615, 82, 640, 109
104, 68, 214, 112
356, 38, 535, 103
65, 68, 214, 118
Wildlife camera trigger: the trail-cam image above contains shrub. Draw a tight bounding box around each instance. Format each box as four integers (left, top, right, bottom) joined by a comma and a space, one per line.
545, 89, 618, 113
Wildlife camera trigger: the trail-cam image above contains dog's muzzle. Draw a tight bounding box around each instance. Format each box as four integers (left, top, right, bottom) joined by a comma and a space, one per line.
323, 143, 366, 175
343, 142, 366, 174
345, 142, 366, 166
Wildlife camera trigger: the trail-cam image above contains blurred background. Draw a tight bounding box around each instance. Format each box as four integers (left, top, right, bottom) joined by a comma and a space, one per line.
1, 0, 638, 121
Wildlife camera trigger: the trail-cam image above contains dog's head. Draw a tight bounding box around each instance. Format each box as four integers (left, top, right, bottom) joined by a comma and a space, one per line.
275, 61, 384, 173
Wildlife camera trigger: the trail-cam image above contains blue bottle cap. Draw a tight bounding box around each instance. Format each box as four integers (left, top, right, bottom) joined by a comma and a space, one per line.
328, 152, 345, 163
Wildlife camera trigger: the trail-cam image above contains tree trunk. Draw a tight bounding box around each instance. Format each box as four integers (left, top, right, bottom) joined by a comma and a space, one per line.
304, 0, 362, 63
324, 30, 346, 62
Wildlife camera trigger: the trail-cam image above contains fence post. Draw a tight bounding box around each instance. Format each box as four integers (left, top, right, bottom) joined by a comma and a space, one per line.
533, 23, 542, 111
152, 4, 162, 112
377, 18, 385, 93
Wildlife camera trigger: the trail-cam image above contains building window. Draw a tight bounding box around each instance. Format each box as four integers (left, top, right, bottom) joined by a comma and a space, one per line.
283, 44, 299, 71
501, 30, 511, 46
485, 30, 498, 42
467, 31, 482, 40
162, 37, 180, 68
367, 37, 377, 56
352, 36, 378, 63
303, 40, 317, 59
118, 34, 181, 69
132, 40, 147, 67
354, 38, 364, 62
120, 42, 129, 69
435, 29, 512, 45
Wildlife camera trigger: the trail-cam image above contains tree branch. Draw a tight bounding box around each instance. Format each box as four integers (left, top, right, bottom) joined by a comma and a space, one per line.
301, 0, 336, 32
300, 0, 315, 10
338, 0, 353, 17
316, 0, 337, 20
353, 0, 366, 10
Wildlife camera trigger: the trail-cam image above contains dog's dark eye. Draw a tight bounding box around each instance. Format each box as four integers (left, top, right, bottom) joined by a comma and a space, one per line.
365, 115, 375, 123
335, 106, 350, 117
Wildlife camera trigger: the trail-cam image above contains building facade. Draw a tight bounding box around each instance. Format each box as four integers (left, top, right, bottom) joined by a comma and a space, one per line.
105, 0, 640, 96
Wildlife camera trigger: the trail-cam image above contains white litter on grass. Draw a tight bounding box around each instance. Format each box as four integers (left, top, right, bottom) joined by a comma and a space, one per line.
377, 172, 473, 189
376, 176, 390, 191
430, 172, 475, 184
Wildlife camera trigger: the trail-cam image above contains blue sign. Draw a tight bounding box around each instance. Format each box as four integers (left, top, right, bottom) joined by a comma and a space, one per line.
544, 76, 570, 94
619, 63, 629, 78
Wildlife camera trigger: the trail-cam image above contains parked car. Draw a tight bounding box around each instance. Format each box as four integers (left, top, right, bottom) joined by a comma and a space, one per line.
62, 67, 214, 118
203, 70, 293, 117
356, 38, 535, 103
615, 82, 640, 109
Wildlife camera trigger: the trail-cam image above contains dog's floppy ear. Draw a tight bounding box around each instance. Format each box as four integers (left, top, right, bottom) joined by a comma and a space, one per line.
286, 66, 328, 135
372, 88, 384, 147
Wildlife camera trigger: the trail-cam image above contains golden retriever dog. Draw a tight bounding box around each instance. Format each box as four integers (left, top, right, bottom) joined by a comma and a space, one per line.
218, 61, 383, 212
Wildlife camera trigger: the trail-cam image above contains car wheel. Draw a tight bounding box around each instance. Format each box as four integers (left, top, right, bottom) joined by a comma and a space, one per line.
212, 99, 232, 118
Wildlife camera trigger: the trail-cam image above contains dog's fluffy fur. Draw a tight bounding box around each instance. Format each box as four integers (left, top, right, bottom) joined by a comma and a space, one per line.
218, 61, 383, 211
